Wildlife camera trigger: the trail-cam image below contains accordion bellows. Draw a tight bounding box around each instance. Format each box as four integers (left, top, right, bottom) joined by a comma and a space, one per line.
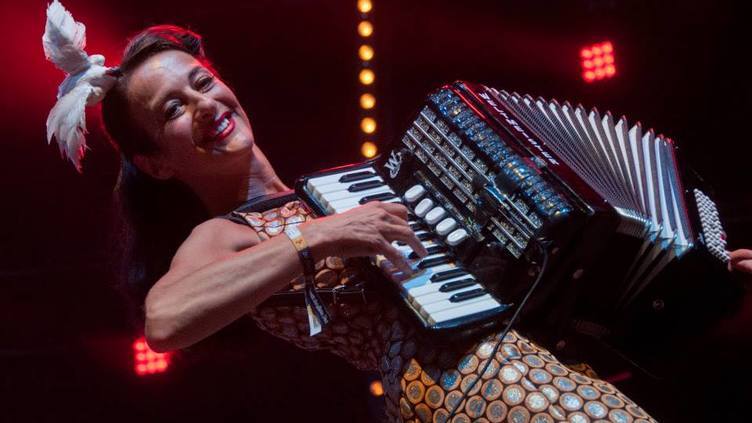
427, 82, 728, 307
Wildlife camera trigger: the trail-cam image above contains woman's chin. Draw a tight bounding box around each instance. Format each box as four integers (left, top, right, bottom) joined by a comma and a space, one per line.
213, 135, 254, 155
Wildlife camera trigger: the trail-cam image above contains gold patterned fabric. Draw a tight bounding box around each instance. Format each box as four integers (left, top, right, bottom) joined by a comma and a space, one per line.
234, 201, 657, 422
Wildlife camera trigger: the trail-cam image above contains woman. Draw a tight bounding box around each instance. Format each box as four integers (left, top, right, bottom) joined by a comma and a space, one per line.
44, 4, 659, 421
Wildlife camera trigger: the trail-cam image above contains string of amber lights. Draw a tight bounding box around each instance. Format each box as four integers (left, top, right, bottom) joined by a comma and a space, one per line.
357, 0, 378, 158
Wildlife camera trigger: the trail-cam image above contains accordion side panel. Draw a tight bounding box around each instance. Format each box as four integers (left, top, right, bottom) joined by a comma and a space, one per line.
570, 106, 623, 205
614, 118, 644, 214
601, 113, 636, 207
627, 123, 649, 215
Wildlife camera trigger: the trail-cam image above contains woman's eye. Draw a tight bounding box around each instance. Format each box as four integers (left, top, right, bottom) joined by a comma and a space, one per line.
164, 101, 183, 120
196, 75, 214, 91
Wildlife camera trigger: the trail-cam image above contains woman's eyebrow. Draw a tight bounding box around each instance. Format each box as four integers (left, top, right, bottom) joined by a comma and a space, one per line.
148, 65, 205, 111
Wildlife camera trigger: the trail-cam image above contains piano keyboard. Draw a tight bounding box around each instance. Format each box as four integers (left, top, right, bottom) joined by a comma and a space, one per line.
304, 165, 508, 330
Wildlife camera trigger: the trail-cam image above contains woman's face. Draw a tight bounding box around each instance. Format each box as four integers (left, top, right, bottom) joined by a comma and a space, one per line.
126, 50, 256, 180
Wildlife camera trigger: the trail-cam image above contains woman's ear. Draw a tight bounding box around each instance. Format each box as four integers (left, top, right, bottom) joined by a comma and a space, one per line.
132, 154, 175, 180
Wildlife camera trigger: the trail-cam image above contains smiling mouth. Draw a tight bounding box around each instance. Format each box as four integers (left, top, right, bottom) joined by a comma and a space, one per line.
207, 111, 236, 145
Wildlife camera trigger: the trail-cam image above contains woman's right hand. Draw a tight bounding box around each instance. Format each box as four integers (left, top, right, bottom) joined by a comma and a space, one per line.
299, 201, 428, 275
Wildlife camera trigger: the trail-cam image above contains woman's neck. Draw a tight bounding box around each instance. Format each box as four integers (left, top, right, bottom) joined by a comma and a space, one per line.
193, 147, 289, 216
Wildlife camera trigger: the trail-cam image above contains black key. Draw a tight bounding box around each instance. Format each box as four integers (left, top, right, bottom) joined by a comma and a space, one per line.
409, 245, 446, 259
339, 170, 376, 183
418, 255, 452, 269
409, 221, 424, 231
348, 179, 384, 192
449, 288, 486, 302
431, 268, 467, 282
359, 192, 397, 204
417, 232, 432, 241
438, 278, 477, 292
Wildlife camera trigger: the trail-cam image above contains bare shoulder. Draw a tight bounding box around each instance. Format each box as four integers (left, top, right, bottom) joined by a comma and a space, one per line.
170, 218, 262, 271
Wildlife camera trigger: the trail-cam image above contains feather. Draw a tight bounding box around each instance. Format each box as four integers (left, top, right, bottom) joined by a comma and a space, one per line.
43, 0, 89, 77
46, 83, 91, 171
42, 1, 119, 171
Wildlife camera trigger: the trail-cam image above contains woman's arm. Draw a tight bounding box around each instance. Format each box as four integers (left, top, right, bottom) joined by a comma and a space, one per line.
144, 201, 427, 352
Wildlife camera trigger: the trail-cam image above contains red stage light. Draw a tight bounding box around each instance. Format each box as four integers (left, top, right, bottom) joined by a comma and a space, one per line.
132, 337, 172, 376
580, 41, 616, 83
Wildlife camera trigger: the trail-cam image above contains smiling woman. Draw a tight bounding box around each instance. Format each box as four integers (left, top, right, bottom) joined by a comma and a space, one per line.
43, 2, 659, 420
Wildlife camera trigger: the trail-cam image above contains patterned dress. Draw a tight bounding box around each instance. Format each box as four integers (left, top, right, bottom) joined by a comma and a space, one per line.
232, 199, 657, 423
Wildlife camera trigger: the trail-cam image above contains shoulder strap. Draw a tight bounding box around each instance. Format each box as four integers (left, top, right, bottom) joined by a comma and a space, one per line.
220, 189, 298, 225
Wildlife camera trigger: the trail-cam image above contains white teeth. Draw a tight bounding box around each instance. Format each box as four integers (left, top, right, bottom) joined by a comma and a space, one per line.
213, 117, 230, 136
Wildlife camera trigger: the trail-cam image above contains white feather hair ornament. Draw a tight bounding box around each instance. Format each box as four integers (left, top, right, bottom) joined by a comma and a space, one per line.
43, 0, 118, 171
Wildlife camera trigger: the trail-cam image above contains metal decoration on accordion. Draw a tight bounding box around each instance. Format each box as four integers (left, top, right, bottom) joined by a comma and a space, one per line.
295, 81, 729, 339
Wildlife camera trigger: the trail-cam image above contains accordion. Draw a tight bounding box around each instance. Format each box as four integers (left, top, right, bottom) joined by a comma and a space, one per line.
295, 81, 730, 340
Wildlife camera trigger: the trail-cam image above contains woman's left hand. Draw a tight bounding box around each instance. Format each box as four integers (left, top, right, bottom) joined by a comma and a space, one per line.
728, 249, 752, 274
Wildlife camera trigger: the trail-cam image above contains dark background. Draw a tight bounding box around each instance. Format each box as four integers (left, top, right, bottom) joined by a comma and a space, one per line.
1, 0, 749, 421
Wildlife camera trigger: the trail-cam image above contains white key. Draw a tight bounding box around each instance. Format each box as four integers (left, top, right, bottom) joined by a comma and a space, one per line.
306, 168, 377, 190
407, 274, 474, 299
310, 176, 384, 196
447, 228, 469, 246
425, 207, 447, 225
436, 218, 457, 236
427, 297, 501, 325
393, 263, 460, 289
376, 252, 446, 273
415, 284, 485, 310
321, 185, 393, 203
414, 198, 434, 217
393, 240, 441, 257
327, 189, 397, 213
419, 291, 488, 316
404, 184, 426, 203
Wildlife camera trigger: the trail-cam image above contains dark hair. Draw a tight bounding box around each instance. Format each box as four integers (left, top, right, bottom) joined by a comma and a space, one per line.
102, 26, 212, 325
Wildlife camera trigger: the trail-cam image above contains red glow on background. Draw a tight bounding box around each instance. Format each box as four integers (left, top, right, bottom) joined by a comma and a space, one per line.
581, 41, 616, 83
133, 337, 171, 376
0, 2, 126, 136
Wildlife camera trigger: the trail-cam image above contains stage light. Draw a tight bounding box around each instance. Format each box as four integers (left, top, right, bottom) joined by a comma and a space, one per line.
369, 380, 384, 396
361, 117, 377, 134
357, 0, 373, 14
356, 1, 377, 156
359, 45, 374, 61
580, 41, 616, 83
359, 69, 375, 85
360, 93, 376, 109
358, 21, 373, 37
361, 141, 378, 158
133, 337, 171, 376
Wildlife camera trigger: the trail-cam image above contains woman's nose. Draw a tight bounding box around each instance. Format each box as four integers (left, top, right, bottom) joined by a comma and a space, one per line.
194, 96, 218, 125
